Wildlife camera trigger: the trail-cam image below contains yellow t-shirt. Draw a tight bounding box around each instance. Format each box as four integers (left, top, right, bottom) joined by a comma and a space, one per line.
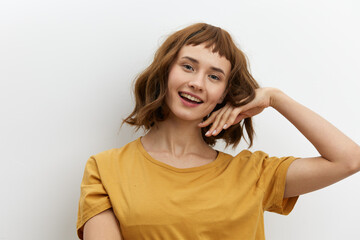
77, 137, 299, 239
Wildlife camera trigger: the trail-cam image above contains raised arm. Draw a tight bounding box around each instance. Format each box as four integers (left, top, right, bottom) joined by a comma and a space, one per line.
199, 87, 360, 197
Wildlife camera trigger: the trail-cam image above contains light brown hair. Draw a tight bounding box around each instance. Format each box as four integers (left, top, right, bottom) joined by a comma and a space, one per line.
122, 23, 259, 148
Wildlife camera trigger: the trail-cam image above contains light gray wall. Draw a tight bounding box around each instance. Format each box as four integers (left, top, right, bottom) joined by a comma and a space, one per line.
1, 0, 359, 239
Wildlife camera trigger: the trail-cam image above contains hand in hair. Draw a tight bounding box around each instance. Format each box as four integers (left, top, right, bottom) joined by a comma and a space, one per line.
198, 88, 274, 137
199, 87, 360, 198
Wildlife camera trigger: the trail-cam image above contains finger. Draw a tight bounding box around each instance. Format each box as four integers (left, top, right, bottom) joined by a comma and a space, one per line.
227, 107, 245, 126
229, 99, 261, 123
219, 105, 235, 130
210, 105, 233, 136
234, 113, 246, 125
198, 108, 222, 128
198, 103, 230, 128
207, 105, 232, 136
211, 105, 234, 136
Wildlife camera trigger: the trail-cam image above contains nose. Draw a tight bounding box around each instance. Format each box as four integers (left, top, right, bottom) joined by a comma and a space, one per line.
188, 73, 205, 91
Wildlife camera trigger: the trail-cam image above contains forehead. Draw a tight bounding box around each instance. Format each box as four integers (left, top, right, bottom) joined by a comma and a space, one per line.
177, 43, 231, 74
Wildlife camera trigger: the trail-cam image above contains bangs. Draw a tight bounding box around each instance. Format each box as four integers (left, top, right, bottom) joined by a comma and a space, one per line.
123, 22, 258, 148
184, 25, 236, 66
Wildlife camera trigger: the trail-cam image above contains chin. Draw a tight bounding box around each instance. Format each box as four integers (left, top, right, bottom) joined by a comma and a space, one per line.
170, 111, 204, 122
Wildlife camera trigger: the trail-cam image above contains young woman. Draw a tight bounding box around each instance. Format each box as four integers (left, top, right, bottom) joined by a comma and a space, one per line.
76, 23, 360, 240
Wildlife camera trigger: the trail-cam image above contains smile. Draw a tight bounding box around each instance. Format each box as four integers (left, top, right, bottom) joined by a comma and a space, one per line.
178, 92, 203, 104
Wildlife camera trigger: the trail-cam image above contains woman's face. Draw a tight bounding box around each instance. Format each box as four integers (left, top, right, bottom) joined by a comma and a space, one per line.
165, 43, 231, 122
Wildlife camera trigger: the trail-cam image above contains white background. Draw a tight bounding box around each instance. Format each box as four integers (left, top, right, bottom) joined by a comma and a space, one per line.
1, 0, 360, 239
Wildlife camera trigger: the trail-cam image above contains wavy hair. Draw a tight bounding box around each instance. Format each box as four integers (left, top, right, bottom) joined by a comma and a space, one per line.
122, 23, 259, 148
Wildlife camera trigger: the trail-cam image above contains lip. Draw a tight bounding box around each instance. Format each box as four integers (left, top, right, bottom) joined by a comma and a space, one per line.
178, 91, 204, 102
179, 94, 202, 108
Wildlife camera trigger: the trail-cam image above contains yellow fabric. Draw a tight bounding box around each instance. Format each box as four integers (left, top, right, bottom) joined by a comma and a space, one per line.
77, 137, 299, 239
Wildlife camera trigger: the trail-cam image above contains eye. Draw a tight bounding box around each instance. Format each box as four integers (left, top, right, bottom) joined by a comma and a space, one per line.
209, 74, 220, 80
182, 64, 194, 71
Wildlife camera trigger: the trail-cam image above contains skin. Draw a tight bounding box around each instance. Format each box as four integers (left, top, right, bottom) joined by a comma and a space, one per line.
83, 209, 122, 240
199, 87, 360, 197
83, 43, 360, 238
147, 42, 360, 196
165, 44, 230, 123
140, 43, 231, 168
83, 43, 231, 239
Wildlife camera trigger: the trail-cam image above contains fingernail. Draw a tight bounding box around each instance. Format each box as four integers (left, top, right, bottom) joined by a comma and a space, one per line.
212, 130, 217, 135
205, 131, 210, 136
223, 124, 227, 129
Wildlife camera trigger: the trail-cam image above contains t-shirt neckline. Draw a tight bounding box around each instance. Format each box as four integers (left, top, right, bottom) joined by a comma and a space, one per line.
136, 137, 225, 173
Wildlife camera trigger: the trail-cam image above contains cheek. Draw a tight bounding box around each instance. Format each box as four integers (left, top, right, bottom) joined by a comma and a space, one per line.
167, 69, 188, 91
167, 70, 179, 89
166, 71, 181, 102
209, 86, 226, 103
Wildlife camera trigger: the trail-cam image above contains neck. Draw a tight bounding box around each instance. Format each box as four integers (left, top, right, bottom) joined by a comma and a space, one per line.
142, 115, 212, 157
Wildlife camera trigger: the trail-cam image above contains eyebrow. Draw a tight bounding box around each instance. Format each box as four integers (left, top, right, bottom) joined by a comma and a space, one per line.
181, 56, 226, 76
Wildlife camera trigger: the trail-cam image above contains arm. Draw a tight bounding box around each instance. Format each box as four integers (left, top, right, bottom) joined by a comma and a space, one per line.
83, 208, 123, 240
199, 88, 360, 197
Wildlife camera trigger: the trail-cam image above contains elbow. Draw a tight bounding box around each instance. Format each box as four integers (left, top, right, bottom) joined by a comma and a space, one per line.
346, 161, 360, 175
346, 146, 360, 175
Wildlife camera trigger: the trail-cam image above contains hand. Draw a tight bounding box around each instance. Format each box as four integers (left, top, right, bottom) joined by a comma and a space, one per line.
198, 88, 275, 137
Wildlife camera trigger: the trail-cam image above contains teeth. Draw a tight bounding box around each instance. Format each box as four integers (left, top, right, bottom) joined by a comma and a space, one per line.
180, 92, 202, 103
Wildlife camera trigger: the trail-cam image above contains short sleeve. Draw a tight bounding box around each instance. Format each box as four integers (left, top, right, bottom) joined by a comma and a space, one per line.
256, 152, 299, 215
76, 156, 112, 239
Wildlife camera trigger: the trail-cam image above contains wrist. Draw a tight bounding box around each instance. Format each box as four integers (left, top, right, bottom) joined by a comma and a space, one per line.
268, 88, 284, 108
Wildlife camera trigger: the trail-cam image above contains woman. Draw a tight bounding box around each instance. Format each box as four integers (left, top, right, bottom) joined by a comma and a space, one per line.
76, 23, 360, 239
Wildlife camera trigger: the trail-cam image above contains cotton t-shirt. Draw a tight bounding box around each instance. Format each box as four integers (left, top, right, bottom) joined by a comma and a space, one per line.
77, 137, 299, 239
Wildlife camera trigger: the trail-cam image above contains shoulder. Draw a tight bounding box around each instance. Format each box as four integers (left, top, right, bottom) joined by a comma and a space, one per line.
81, 138, 141, 185
230, 149, 296, 173
232, 149, 294, 165
92, 138, 139, 163
230, 149, 269, 163
86, 138, 139, 175
218, 149, 269, 173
